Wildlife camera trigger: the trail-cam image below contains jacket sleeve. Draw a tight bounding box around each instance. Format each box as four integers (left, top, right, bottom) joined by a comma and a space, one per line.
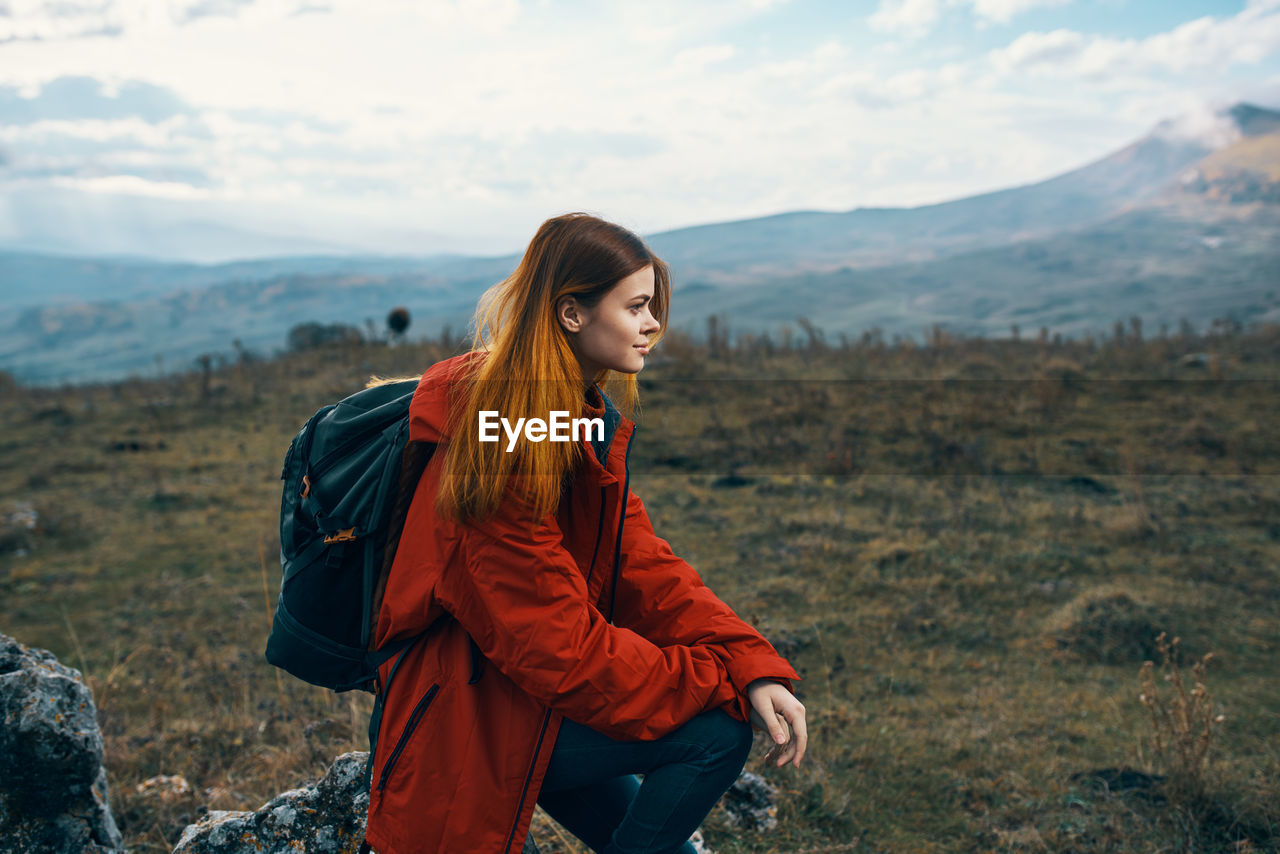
610, 487, 801, 723
436, 499, 743, 742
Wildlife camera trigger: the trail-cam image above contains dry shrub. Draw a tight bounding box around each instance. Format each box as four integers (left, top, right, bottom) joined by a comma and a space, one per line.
1034, 356, 1085, 414
892, 599, 941, 636
1038, 356, 1085, 386
944, 355, 1003, 381
1171, 416, 1230, 456
1099, 504, 1162, 544
1130, 632, 1277, 850
1138, 633, 1222, 802
864, 538, 920, 571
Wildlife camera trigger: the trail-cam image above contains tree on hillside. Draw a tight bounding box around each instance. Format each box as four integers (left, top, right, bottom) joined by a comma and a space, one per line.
387, 307, 411, 343
286, 322, 365, 351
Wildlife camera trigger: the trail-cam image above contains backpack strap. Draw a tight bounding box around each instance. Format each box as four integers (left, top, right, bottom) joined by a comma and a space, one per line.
362, 634, 422, 794
366, 440, 438, 646
361, 612, 454, 792
467, 632, 485, 684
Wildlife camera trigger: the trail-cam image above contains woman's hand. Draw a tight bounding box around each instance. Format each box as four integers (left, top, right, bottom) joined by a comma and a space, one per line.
745, 678, 807, 768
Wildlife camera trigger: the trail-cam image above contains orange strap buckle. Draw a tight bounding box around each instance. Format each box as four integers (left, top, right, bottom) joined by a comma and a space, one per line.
324, 528, 357, 544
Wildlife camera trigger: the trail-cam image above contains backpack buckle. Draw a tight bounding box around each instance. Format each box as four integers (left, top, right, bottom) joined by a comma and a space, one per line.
300, 474, 312, 498
324, 528, 357, 544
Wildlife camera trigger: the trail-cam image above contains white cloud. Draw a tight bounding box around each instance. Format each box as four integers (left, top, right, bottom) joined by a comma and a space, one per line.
989, 1, 1280, 79
990, 28, 1086, 72
613, 0, 794, 46
867, 0, 1073, 36
968, 0, 1072, 25
868, 0, 941, 37
0, 115, 191, 146
0, 0, 1275, 255
1150, 101, 1243, 148
669, 44, 737, 74
48, 173, 213, 198
0, 0, 818, 244
0, 0, 524, 45
0, 0, 121, 42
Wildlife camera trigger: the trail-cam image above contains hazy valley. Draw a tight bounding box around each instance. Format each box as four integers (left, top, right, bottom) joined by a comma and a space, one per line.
3, 103, 1278, 386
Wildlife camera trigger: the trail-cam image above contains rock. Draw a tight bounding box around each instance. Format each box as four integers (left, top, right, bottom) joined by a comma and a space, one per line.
1176, 352, 1215, 369
136, 775, 193, 803
1029, 578, 1075, 597
0, 632, 124, 853
174, 756, 733, 853
1, 500, 38, 558
688, 827, 714, 853
174, 753, 369, 854
720, 770, 778, 832
1070, 766, 1166, 793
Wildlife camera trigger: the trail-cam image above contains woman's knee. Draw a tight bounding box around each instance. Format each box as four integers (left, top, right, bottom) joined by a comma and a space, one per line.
685, 709, 753, 766
725, 712, 754, 766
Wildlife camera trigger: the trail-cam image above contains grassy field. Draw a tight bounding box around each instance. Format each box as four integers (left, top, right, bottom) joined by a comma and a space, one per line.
1, 320, 1277, 853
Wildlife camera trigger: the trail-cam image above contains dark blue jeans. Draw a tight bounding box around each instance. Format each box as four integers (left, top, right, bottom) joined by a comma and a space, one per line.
536, 709, 754, 854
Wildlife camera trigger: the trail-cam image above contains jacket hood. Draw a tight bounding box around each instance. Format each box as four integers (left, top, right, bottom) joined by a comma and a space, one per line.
407, 350, 486, 445
409, 350, 625, 467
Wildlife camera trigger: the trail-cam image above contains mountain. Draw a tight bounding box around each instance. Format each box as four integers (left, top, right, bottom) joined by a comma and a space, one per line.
0, 251, 479, 311
2, 102, 1278, 385
1165, 111, 1280, 206
643, 105, 1280, 288
660, 204, 1280, 343
0, 185, 488, 263
0, 271, 485, 385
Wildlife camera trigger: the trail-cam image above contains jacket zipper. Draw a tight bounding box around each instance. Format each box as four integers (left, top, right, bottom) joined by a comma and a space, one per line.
584, 486, 606, 586
503, 488, 600, 852
504, 708, 553, 853
504, 425, 637, 852
376, 682, 440, 792
607, 427, 636, 624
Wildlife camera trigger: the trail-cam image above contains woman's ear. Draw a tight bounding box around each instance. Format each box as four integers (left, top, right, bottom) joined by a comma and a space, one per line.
556, 295, 586, 334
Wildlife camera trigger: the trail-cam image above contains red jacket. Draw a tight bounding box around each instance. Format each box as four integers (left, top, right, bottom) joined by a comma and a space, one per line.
364, 352, 801, 854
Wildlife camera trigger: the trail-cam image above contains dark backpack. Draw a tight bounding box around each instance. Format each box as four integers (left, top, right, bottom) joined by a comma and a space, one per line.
266, 377, 437, 693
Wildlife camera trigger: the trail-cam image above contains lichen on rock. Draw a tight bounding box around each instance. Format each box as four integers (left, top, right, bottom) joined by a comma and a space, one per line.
0, 631, 124, 853
173, 752, 370, 854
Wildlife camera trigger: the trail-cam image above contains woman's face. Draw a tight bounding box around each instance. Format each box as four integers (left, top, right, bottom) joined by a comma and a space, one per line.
558, 264, 661, 380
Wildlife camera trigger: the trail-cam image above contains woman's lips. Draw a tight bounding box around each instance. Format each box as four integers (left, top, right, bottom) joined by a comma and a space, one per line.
635, 346, 650, 355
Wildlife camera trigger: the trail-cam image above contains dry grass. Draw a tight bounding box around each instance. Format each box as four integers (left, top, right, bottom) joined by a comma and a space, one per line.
2, 321, 1279, 852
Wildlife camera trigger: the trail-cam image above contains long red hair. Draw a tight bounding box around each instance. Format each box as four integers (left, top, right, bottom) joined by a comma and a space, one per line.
434, 212, 670, 528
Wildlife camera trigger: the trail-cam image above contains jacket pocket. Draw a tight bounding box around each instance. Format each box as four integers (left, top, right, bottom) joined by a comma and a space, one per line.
377, 682, 440, 792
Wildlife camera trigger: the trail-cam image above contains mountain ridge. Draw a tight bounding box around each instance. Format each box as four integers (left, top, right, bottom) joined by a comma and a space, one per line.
3, 101, 1277, 385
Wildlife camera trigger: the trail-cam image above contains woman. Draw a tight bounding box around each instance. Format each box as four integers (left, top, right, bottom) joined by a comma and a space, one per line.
364, 212, 807, 854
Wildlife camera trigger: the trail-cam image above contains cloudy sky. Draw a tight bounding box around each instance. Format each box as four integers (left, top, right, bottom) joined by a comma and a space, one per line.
2, 0, 1278, 258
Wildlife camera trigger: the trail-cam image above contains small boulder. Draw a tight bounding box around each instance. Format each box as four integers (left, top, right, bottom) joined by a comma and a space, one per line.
688, 827, 713, 852
0, 632, 124, 853
175, 756, 742, 853
720, 770, 778, 832
136, 775, 194, 803
174, 753, 369, 854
